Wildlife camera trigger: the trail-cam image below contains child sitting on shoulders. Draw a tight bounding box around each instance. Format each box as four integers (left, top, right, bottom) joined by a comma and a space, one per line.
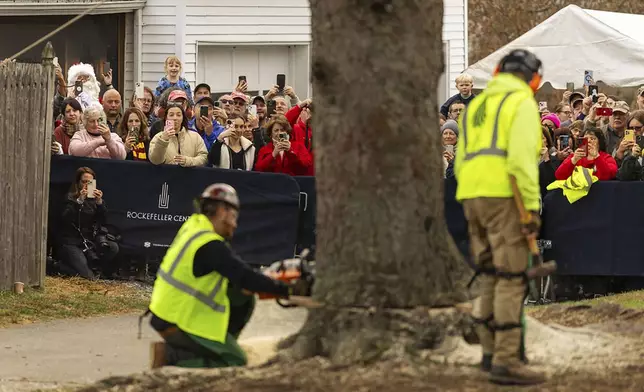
155, 56, 193, 105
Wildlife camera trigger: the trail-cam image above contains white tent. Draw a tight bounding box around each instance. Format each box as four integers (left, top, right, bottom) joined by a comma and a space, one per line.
465, 5, 644, 89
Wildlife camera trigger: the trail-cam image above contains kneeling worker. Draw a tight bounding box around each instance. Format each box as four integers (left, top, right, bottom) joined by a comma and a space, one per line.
148, 183, 292, 368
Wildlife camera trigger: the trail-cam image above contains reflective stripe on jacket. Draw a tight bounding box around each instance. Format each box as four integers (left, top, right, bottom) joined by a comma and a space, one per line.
149, 213, 230, 342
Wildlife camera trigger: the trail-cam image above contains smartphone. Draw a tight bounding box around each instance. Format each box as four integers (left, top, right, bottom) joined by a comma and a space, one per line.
238, 75, 246, 83
135, 82, 144, 98
584, 70, 594, 87
578, 137, 588, 155
165, 119, 173, 130
74, 80, 83, 95
444, 145, 454, 154
559, 134, 570, 150
566, 82, 574, 92
128, 127, 139, 143
589, 85, 599, 103
103, 61, 111, 73
636, 135, 644, 149
200, 105, 209, 118
595, 107, 613, 117
625, 129, 635, 143
276, 74, 286, 91
538, 101, 548, 112
214, 101, 221, 108
248, 104, 257, 117
267, 99, 277, 117
86, 180, 96, 198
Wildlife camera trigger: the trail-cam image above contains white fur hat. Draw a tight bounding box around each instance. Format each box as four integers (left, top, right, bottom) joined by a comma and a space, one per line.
67, 62, 97, 85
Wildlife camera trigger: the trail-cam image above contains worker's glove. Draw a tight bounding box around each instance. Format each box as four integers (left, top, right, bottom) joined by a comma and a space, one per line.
521, 211, 541, 238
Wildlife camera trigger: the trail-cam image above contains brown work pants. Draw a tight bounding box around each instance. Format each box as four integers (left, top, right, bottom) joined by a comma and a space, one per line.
463, 197, 530, 367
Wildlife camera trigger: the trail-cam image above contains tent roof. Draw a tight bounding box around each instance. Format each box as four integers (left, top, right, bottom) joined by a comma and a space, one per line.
465, 5, 644, 89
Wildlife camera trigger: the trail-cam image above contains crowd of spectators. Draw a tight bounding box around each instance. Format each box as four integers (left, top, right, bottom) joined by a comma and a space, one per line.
439, 72, 644, 200
46, 54, 644, 279
51, 55, 314, 176
47, 55, 315, 279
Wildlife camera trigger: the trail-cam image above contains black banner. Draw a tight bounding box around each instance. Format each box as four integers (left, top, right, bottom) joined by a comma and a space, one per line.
49, 156, 301, 266
542, 182, 644, 277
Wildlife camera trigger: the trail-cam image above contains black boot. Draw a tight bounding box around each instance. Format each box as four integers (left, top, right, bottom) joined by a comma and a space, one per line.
519, 328, 529, 364
481, 353, 493, 372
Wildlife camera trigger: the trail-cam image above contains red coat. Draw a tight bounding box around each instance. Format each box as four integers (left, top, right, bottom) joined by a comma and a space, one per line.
555, 151, 617, 181
255, 141, 313, 176
285, 105, 314, 175
53, 125, 74, 154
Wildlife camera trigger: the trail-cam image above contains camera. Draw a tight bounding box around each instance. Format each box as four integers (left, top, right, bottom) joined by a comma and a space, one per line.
82, 240, 100, 263
94, 226, 118, 249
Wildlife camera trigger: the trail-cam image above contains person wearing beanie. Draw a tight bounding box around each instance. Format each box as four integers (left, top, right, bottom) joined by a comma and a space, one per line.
541, 113, 561, 130
441, 119, 460, 137
441, 120, 459, 179
541, 113, 561, 142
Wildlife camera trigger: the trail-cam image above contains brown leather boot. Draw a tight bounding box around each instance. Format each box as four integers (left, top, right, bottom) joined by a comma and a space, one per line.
489, 364, 546, 385
150, 341, 166, 369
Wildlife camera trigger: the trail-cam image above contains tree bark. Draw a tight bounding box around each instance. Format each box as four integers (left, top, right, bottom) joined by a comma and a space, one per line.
281, 0, 471, 365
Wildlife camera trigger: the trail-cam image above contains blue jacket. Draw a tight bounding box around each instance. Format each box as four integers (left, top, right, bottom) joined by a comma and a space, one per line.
155, 77, 193, 105
188, 118, 225, 151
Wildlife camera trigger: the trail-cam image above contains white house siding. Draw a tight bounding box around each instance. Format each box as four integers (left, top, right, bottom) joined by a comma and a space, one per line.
140, 0, 177, 93
444, 0, 468, 97
124, 12, 135, 107
139, 0, 466, 99
185, 0, 311, 93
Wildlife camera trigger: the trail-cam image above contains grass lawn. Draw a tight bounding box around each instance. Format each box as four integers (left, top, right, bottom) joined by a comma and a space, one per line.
0, 276, 150, 328
527, 290, 644, 313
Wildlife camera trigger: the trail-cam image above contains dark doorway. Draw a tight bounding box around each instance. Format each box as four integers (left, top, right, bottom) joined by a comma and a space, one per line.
0, 14, 125, 92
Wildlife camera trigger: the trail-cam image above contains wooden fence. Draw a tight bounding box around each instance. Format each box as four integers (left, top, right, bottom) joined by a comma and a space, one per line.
0, 43, 55, 291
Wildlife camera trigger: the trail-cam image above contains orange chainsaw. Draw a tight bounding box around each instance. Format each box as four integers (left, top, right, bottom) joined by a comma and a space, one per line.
259, 248, 316, 308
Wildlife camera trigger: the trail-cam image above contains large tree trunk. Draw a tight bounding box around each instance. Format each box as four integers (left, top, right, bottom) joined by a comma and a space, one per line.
282, 0, 471, 365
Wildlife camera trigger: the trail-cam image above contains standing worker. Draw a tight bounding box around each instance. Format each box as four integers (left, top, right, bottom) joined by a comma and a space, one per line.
146, 183, 295, 368
454, 49, 545, 385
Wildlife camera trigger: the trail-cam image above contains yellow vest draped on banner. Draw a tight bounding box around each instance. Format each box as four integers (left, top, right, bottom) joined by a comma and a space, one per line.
546, 166, 598, 203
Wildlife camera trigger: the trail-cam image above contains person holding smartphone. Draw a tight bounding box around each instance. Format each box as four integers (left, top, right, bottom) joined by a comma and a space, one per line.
617, 110, 644, 181
441, 120, 459, 179
188, 96, 226, 151
149, 103, 208, 167
555, 127, 617, 181
56, 167, 118, 279
208, 115, 256, 171
254, 116, 312, 176
117, 107, 150, 161
69, 105, 126, 160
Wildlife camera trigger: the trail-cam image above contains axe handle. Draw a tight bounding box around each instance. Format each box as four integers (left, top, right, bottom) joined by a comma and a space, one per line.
509, 175, 541, 259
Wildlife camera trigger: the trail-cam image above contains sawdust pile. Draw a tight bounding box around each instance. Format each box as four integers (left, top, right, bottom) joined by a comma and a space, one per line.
75, 303, 644, 392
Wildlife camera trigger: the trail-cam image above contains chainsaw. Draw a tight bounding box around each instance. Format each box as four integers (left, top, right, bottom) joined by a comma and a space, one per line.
259, 248, 316, 308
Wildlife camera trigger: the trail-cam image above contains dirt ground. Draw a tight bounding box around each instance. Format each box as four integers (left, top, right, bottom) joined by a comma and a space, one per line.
75, 302, 644, 392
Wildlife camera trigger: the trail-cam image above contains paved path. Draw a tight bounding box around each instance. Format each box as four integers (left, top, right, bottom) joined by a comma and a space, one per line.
0, 302, 307, 391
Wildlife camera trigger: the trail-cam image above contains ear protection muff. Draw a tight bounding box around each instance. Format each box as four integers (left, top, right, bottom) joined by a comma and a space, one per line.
528, 73, 542, 94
